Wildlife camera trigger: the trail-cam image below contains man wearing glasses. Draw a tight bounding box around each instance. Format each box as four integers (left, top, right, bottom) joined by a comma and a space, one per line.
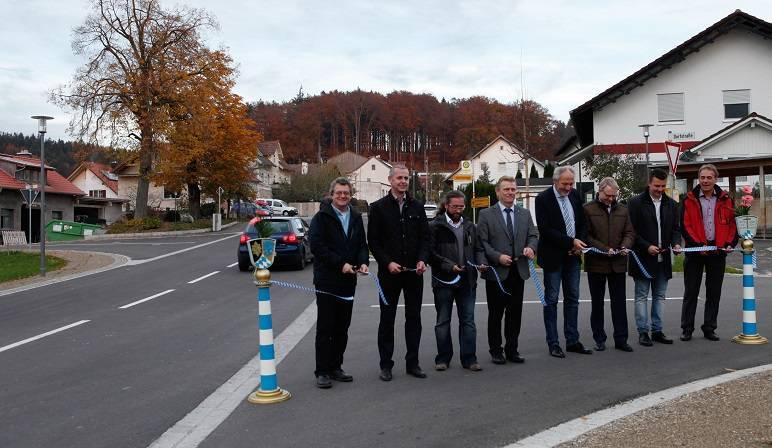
582, 177, 635, 352
428, 190, 484, 372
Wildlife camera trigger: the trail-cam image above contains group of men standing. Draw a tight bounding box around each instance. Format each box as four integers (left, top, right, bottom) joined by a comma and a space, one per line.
307, 163, 737, 389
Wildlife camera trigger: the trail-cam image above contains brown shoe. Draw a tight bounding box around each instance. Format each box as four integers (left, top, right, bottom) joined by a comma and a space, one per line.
464, 363, 482, 371
434, 363, 448, 371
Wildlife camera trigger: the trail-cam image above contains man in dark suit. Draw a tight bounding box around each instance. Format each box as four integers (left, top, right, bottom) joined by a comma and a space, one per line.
627, 168, 681, 347
535, 166, 592, 358
308, 177, 370, 389
368, 165, 431, 381
477, 176, 539, 364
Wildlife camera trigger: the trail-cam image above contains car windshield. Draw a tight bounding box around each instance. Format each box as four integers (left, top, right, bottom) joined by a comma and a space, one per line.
245, 219, 291, 234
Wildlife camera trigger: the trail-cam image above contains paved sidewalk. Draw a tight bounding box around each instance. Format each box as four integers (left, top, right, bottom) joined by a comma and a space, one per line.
558, 371, 772, 448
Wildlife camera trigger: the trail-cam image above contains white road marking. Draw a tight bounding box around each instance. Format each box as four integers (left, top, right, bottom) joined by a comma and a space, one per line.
119, 289, 176, 310
148, 300, 317, 448
127, 234, 239, 266
0, 320, 90, 354
368, 297, 690, 308
226, 262, 238, 268
506, 363, 772, 448
188, 271, 220, 284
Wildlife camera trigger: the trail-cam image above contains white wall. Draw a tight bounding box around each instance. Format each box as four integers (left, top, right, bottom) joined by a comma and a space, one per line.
594, 30, 772, 147
71, 169, 120, 199
452, 137, 544, 190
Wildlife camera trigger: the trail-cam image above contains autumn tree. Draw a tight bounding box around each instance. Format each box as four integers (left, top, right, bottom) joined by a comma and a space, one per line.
154, 49, 260, 218
53, 0, 218, 218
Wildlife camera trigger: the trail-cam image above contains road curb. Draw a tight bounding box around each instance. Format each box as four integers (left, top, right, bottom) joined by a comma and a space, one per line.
81, 221, 239, 241
0, 251, 130, 298
505, 363, 772, 448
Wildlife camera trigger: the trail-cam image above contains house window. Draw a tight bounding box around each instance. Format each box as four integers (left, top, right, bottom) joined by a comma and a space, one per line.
1, 208, 13, 229
14, 168, 39, 184
52, 210, 63, 220
723, 89, 750, 120
736, 176, 748, 182
367, 178, 371, 182
657, 93, 684, 122
371, 164, 376, 171
480, 162, 488, 172
89, 189, 107, 198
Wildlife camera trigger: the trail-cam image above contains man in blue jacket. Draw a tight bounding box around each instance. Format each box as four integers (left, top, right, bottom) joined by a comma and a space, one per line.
308, 177, 369, 389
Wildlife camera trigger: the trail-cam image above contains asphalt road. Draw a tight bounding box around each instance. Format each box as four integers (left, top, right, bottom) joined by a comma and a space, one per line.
1, 233, 770, 448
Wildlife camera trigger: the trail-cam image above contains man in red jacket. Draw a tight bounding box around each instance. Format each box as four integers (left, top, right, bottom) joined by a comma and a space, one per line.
680, 164, 738, 342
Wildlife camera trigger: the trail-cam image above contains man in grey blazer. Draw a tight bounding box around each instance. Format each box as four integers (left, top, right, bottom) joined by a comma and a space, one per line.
476, 176, 539, 364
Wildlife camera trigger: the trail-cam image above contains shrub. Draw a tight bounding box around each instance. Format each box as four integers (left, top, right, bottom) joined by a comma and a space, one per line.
163, 210, 181, 222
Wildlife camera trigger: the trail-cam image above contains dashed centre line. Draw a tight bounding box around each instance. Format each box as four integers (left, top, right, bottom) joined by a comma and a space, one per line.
226, 262, 238, 268
0, 320, 91, 354
188, 271, 220, 284
119, 289, 176, 309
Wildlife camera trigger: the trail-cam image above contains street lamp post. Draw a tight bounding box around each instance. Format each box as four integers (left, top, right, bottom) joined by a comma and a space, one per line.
639, 123, 654, 178
31, 115, 53, 277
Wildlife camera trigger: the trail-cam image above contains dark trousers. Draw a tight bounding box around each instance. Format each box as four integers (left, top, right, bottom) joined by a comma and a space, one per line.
434, 283, 477, 366
587, 272, 629, 345
315, 293, 353, 376
682, 253, 726, 333
378, 272, 424, 370
486, 268, 525, 358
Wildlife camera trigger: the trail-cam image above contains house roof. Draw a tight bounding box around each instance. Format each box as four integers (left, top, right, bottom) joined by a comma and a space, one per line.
68, 162, 119, 193
327, 151, 369, 174
258, 140, 282, 157
683, 112, 772, 156
446, 135, 545, 178
569, 9, 772, 147
351, 156, 393, 173
0, 154, 85, 195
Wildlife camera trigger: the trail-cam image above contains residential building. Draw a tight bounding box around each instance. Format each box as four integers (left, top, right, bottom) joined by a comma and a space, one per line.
67, 162, 128, 224
0, 151, 84, 242
111, 158, 181, 212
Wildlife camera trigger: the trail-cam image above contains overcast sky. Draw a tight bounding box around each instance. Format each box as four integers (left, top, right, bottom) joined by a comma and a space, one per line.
2, 0, 770, 141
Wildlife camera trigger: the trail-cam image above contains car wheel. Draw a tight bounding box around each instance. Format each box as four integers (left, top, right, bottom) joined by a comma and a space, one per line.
282, 210, 289, 216
238, 254, 251, 272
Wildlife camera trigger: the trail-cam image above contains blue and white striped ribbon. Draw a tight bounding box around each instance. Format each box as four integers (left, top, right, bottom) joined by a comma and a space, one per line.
466, 261, 510, 296
581, 247, 652, 279
674, 245, 755, 268
527, 259, 546, 306
266, 273, 389, 305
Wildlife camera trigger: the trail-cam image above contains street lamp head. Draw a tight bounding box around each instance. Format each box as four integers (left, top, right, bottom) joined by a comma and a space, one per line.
638, 123, 654, 138
31, 115, 53, 134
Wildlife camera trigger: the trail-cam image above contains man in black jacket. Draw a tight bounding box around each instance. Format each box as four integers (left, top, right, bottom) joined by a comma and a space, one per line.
309, 178, 370, 389
535, 166, 591, 358
428, 190, 483, 372
368, 165, 430, 381
627, 169, 681, 347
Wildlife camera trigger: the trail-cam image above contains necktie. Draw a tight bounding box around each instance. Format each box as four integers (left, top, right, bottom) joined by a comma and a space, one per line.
505, 208, 514, 239
559, 196, 575, 238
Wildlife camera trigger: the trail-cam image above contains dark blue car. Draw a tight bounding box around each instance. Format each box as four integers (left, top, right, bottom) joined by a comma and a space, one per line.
237, 217, 313, 271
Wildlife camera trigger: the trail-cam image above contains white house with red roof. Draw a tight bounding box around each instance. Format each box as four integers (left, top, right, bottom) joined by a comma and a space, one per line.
67, 162, 129, 224
557, 10, 772, 185
0, 151, 84, 242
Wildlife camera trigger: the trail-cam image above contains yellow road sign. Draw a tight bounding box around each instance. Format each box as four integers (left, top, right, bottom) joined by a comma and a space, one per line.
452, 174, 473, 182
471, 196, 490, 208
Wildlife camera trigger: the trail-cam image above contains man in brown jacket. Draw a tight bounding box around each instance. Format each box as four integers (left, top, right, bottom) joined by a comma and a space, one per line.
584, 177, 636, 352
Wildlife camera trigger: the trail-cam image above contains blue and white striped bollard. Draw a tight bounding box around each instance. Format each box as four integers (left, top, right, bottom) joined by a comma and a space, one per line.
732, 240, 768, 345
248, 268, 292, 403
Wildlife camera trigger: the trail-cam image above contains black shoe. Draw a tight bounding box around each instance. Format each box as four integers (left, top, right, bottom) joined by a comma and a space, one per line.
316, 375, 332, 389
703, 331, 720, 341
491, 353, 506, 365
379, 368, 392, 382
651, 331, 674, 344
331, 369, 353, 382
566, 342, 593, 354
506, 353, 525, 364
594, 342, 606, 351
407, 366, 427, 378
615, 343, 634, 352
549, 345, 565, 358
639, 332, 653, 347
680, 331, 692, 341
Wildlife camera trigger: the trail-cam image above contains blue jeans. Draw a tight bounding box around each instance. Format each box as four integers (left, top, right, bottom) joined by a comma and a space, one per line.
433, 283, 477, 366
634, 262, 668, 333
542, 256, 581, 348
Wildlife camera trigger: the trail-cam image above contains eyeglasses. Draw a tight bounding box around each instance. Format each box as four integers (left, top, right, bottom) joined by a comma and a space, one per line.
333, 191, 351, 196
447, 204, 465, 209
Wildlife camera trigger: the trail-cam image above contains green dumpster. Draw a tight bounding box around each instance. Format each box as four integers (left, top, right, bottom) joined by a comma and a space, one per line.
45, 220, 102, 241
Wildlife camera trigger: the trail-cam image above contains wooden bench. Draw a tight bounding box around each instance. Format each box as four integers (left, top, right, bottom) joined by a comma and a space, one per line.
1, 230, 28, 246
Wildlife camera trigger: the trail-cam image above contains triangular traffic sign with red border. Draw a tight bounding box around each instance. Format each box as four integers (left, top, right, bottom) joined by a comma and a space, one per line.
664, 141, 682, 175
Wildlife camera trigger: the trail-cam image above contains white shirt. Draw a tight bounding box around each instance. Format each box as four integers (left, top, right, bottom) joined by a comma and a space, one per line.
497, 201, 516, 226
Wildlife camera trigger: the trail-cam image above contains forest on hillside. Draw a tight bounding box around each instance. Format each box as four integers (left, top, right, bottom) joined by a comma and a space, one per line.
248, 89, 572, 170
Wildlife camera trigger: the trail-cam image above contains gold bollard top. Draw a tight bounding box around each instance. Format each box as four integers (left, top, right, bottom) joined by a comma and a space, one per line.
741, 239, 754, 252
254, 268, 271, 286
